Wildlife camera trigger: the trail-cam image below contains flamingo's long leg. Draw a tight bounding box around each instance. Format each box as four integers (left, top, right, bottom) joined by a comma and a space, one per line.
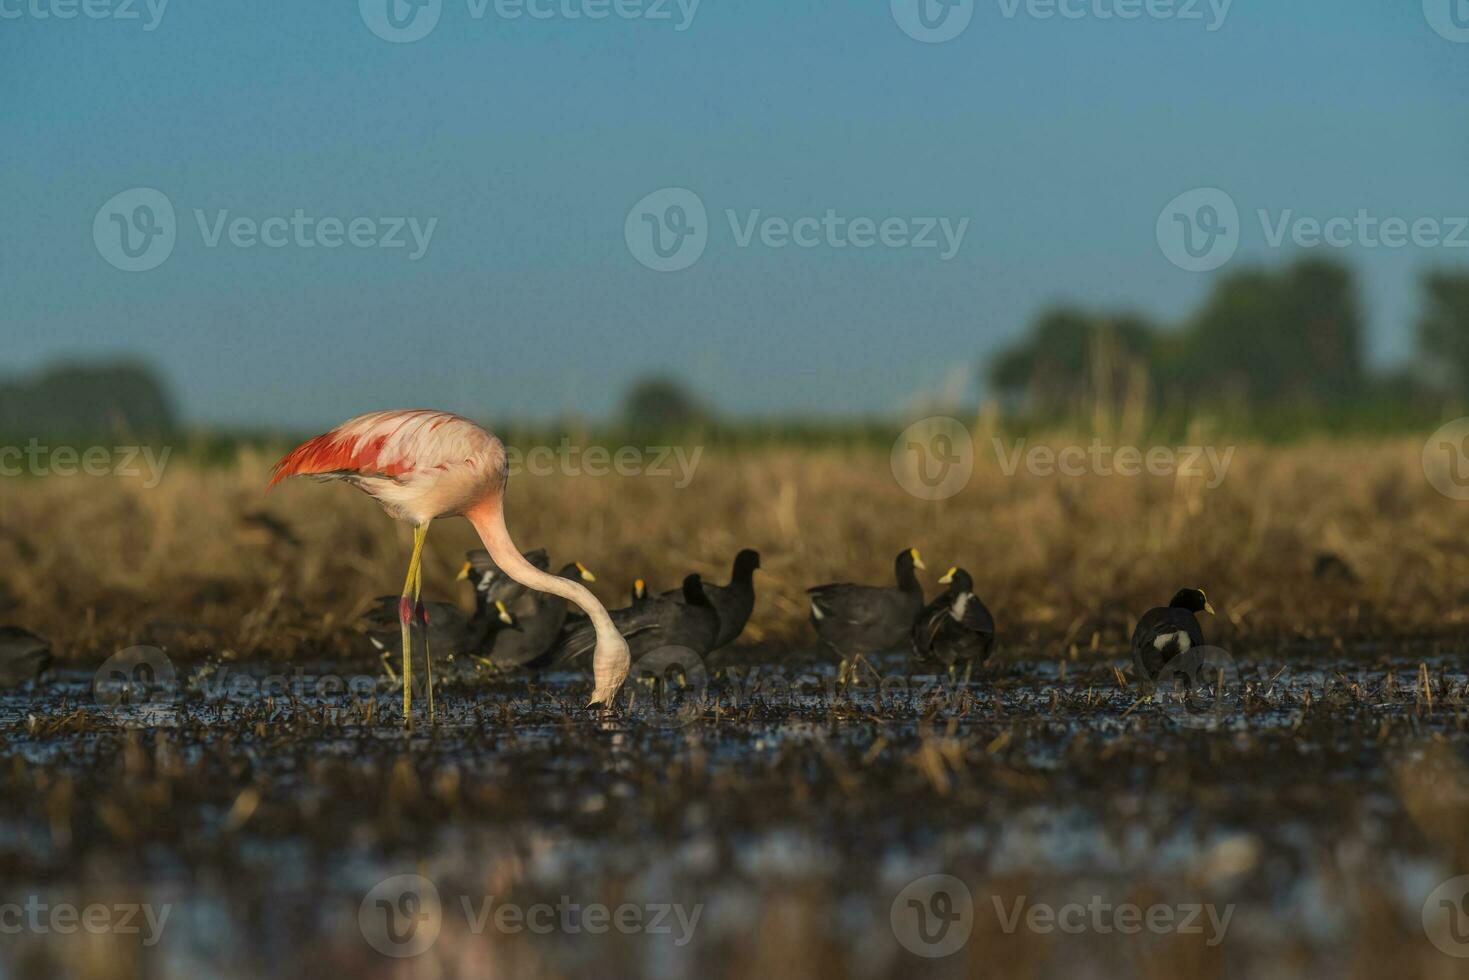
399, 523, 430, 729
413, 522, 435, 724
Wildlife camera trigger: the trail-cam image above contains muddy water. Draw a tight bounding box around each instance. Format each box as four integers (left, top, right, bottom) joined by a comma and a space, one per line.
1, 652, 1467, 978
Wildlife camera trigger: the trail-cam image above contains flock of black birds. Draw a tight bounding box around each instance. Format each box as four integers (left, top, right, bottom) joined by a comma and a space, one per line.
361, 548, 769, 678
362, 546, 1014, 684
0, 544, 1213, 695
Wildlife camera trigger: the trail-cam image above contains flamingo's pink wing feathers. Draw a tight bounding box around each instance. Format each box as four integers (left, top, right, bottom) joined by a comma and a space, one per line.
267, 410, 485, 489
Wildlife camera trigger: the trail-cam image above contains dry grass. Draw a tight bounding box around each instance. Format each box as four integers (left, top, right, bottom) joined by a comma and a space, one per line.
7, 431, 1469, 978
2, 432, 1467, 662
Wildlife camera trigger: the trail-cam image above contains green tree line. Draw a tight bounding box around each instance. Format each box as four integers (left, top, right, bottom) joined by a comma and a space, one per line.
988, 259, 1469, 424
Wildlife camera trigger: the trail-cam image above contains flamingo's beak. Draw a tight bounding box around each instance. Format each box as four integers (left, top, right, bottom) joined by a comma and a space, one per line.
910, 548, 926, 570
495, 600, 514, 625
577, 561, 596, 583
456, 561, 472, 581
939, 566, 956, 584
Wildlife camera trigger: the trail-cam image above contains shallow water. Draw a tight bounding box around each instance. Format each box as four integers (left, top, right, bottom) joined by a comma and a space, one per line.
2, 651, 1468, 978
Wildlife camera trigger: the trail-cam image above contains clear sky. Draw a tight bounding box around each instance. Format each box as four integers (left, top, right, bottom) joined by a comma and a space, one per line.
3, 0, 1466, 428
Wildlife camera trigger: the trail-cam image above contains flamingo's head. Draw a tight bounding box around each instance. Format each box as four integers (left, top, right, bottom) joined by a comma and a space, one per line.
588, 631, 631, 708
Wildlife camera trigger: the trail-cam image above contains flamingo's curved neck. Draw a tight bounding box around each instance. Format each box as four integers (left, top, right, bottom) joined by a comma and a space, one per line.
466, 496, 629, 705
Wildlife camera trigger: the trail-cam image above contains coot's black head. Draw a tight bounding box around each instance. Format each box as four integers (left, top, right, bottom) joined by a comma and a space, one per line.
895, 548, 926, 574
1168, 588, 1214, 614
457, 559, 492, 592
559, 561, 596, 583
732, 549, 761, 579
938, 566, 974, 592
682, 573, 710, 606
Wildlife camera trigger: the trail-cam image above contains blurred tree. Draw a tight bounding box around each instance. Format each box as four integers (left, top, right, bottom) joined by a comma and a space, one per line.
988, 308, 1159, 412
0, 361, 176, 435
1418, 271, 1469, 394
991, 257, 1368, 414
1180, 258, 1365, 407
621, 375, 711, 431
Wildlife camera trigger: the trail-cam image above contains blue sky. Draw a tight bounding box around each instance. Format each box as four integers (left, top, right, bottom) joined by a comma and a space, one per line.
3, 0, 1466, 428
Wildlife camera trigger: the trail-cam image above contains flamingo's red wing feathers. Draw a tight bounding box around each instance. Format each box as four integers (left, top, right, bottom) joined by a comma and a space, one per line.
269, 434, 394, 487
267, 412, 446, 489
267, 410, 492, 490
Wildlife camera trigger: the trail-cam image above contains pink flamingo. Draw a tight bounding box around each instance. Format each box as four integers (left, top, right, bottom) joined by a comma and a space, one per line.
268, 409, 629, 726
